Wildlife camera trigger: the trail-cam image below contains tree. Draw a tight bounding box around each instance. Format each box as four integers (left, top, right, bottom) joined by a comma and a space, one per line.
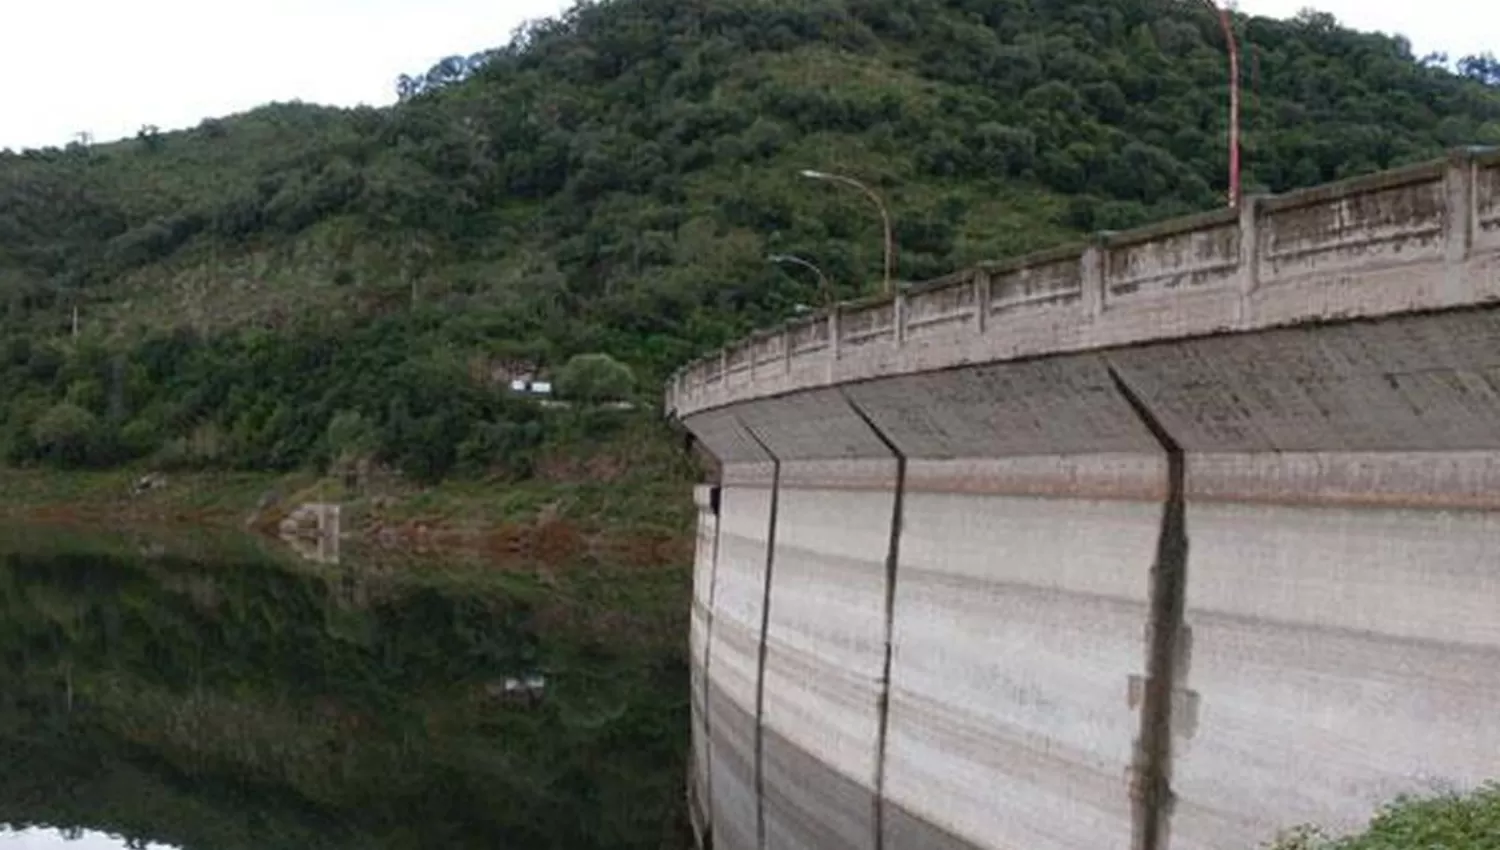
555, 353, 635, 403
1458, 53, 1500, 87
31, 402, 100, 467
325, 409, 380, 489
325, 410, 379, 466
137, 125, 165, 154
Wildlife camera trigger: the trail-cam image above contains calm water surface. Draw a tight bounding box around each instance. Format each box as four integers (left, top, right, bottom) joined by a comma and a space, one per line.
0, 525, 691, 849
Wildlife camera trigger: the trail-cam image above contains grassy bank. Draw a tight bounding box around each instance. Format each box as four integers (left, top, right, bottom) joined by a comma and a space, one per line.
0, 448, 697, 561
1, 403, 699, 543
0, 467, 295, 526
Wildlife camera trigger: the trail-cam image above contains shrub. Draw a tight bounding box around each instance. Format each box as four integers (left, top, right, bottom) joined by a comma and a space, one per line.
30, 402, 101, 468
457, 419, 544, 477
324, 410, 380, 470
1266, 784, 1500, 850
156, 422, 228, 470
555, 353, 635, 403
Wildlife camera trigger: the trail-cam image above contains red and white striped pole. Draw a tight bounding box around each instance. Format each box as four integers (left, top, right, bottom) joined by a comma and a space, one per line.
1205, 0, 1241, 207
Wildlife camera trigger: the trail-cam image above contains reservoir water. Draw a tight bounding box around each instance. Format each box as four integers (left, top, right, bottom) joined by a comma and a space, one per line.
0, 524, 691, 849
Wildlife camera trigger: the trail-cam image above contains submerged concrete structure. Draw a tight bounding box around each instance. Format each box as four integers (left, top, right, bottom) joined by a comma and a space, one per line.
672, 149, 1500, 850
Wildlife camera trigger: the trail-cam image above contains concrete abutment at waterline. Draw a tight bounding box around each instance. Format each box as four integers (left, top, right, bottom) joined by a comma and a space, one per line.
678, 151, 1500, 850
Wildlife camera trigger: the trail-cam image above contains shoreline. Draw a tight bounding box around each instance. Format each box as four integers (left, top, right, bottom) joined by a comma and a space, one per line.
0, 468, 695, 565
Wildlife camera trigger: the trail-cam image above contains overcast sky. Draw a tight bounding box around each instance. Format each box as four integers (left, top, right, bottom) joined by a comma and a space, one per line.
0, 0, 1493, 152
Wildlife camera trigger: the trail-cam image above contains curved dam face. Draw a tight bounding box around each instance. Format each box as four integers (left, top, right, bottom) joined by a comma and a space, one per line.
676, 150, 1500, 850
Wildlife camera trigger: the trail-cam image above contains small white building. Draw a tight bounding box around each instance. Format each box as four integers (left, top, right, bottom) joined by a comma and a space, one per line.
508, 377, 554, 396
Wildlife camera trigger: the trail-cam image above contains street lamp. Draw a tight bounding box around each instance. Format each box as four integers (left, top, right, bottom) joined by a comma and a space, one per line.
767, 253, 832, 305
1203, 0, 1242, 208
799, 169, 895, 295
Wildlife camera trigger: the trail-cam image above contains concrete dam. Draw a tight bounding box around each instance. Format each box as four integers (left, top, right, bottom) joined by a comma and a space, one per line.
668, 149, 1500, 850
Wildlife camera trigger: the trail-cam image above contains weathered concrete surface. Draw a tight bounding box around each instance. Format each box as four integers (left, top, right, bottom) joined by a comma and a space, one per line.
678, 151, 1500, 850
708, 467, 775, 850
742, 392, 896, 850
689, 484, 719, 838
1168, 500, 1500, 849
1106, 315, 1500, 847
884, 484, 1158, 850
841, 359, 1171, 850
760, 476, 891, 850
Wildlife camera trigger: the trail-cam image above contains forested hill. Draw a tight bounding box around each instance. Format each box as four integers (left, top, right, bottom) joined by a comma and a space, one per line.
2, 0, 1498, 481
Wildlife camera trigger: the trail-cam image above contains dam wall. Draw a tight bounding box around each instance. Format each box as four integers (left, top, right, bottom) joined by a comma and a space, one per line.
675, 150, 1500, 850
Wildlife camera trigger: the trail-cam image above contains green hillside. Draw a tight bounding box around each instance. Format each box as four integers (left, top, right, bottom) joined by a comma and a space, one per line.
2, 0, 1498, 484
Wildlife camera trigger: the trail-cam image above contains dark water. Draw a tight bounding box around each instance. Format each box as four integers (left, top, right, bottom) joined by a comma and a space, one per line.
0, 525, 691, 850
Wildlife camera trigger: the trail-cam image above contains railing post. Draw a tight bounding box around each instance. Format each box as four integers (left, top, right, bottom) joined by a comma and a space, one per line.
829, 307, 842, 360
975, 270, 990, 334
1082, 237, 1107, 319
894, 293, 907, 347
828, 307, 842, 382
1237, 194, 1262, 326
1443, 148, 1476, 302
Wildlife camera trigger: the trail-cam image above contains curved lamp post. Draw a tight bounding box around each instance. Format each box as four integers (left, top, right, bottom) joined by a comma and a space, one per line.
1203, 0, 1241, 208
767, 253, 832, 305
799, 169, 895, 295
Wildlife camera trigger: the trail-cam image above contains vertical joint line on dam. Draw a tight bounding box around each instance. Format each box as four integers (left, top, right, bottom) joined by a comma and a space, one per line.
841, 390, 909, 850
1107, 366, 1188, 850
700, 481, 724, 843
738, 420, 781, 850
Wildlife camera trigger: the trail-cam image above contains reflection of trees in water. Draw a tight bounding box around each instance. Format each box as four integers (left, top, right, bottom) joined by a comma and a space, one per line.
0, 535, 690, 850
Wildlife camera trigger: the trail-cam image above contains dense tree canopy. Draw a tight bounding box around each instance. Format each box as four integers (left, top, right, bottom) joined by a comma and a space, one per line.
1, 0, 1496, 478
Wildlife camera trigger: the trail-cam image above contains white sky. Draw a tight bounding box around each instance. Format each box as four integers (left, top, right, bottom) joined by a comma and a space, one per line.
1236, 0, 1494, 61
0, 0, 566, 151
0, 0, 1493, 152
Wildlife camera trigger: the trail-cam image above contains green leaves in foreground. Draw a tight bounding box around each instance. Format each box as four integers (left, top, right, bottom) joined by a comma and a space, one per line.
1268, 784, 1500, 850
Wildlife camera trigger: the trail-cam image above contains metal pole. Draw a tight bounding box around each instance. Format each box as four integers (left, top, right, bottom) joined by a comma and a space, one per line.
767, 253, 832, 305
1205, 0, 1242, 208
799, 170, 895, 295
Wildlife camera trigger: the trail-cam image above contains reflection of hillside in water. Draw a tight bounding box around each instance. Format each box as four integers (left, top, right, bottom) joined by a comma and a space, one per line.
0, 526, 690, 850
276, 502, 341, 566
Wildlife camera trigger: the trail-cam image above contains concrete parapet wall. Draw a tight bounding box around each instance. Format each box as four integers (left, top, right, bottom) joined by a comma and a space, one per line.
680, 155, 1500, 850
667, 150, 1500, 420
1478, 152, 1500, 248
1257, 162, 1446, 286
1104, 208, 1241, 300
